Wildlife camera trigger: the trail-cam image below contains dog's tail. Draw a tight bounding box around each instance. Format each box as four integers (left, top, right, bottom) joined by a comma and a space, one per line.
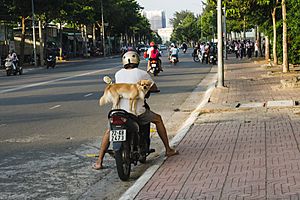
99, 85, 111, 106
99, 95, 107, 106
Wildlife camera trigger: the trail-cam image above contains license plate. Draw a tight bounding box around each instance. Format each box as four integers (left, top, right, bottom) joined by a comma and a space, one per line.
110, 129, 126, 142
151, 63, 156, 67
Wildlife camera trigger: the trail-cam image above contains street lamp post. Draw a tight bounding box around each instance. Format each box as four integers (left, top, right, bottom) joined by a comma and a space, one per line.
31, 0, 37, 66
217, 0, 224, 87
100, 0, 106, 57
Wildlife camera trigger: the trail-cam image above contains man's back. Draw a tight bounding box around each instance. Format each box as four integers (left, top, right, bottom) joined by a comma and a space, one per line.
115, 68, 153, 115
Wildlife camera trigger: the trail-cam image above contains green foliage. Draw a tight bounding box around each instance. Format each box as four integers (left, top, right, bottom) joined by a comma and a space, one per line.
287, 0, 300, 63
170, 11, 201, 43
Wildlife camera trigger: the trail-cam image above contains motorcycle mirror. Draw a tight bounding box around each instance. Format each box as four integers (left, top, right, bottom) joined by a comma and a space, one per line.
103, 76, 113, 84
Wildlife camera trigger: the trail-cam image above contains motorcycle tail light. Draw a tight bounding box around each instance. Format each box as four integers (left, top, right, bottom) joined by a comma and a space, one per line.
110, 116, 127, 125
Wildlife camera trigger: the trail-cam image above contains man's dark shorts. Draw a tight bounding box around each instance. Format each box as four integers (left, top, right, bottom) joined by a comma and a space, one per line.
138, 109, 157, 125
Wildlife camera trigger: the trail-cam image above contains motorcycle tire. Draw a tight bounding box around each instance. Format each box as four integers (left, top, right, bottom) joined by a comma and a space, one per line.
6, 70, 11, 76
115, 141, 131, 181
19, 68, 23, 75
193, 56, 200, 62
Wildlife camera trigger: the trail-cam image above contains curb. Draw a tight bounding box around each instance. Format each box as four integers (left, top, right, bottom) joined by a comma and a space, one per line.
119, 65, 218, 200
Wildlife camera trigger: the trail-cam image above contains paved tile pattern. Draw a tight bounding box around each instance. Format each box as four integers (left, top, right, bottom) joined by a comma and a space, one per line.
135, 120, 300, 199
135, 58, 300, 200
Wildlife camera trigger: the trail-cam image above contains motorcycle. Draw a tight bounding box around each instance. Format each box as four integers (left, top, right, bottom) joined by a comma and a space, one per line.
169, 55, 178, 65
108, 91, 157, 181
46, 54, 56, 69
192, 50, 203, 63
5, 58, 23, 76
148, 59, 160, 76
209, 54, 217, 65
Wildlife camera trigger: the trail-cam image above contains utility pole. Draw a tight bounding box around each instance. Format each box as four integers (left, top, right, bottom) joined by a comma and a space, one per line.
100, 0, 106, 57
31, 0, 37, 66
217, 0, 224, 87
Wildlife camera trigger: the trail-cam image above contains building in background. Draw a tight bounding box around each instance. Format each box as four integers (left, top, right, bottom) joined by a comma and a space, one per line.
142, 10, 166, 31
158, 28, 173, 43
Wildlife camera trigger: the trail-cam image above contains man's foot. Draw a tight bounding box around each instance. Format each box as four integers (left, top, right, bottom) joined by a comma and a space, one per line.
92, 162, 103, 170
165, 149, 179, 157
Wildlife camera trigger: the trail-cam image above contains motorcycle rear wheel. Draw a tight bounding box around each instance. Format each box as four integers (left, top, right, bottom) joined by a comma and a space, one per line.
115, 142, 131, 181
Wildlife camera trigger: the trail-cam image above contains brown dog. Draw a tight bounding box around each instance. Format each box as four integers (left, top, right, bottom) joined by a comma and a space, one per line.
99, 80, 153, 114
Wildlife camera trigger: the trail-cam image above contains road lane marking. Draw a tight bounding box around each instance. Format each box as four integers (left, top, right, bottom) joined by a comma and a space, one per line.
84, 93, 93, 97
0, 124, 7, 127
0, 66, 120, 94
49, 105, 61, 110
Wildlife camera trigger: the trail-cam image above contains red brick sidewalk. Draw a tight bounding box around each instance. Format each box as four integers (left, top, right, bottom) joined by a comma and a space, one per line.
134, 57, 300, 199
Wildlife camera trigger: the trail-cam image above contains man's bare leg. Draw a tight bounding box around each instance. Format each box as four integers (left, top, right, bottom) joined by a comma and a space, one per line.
152, 114, 178, 157
93, 129, 110, 170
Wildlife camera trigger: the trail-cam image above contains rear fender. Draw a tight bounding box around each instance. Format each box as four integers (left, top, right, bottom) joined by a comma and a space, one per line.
113, 142, 123, 151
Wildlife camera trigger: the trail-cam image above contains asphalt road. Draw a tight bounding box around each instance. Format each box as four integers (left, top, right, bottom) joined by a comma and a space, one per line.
0, 49, 212, 200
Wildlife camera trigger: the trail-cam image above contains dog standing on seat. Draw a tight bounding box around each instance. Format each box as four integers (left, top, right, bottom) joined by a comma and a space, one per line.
99, 79, 153, 115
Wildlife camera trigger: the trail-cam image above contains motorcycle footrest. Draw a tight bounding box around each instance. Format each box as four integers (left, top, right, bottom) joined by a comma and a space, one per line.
146, 148, 155, 155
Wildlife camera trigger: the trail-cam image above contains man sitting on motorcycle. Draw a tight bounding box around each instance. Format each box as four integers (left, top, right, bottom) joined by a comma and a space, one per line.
7, 50, 18, 70
146, 41, 162, 72
169, 43, 179, 62
93, 51, 178, 170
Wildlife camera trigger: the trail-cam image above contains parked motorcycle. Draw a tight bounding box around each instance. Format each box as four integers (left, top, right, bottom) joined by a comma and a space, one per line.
209, 54, 217, 65
46, 54, 56, 69
5, 58, 23, 76
149, 59, 160, 76
108, 91, 157, 181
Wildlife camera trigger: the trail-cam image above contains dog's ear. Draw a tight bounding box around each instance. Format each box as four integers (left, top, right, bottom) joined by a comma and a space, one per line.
137, 80, 142, 86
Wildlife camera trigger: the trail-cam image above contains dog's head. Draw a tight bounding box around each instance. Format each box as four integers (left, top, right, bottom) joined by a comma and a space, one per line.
137, 80, 153, 92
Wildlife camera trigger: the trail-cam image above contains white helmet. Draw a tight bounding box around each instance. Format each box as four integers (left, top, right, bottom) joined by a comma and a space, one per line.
171, 43, 175, 47
122, 51, 140, 67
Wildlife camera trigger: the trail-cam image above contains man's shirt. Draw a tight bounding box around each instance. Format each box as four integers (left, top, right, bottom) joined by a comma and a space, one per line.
115, 68, 153, 115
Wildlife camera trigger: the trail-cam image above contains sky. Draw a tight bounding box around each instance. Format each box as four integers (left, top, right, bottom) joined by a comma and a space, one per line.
136, 0, 204, 28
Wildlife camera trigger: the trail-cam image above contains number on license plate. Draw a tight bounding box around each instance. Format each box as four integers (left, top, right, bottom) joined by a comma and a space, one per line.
110, 130, 126, 141
151, 64, 156, 67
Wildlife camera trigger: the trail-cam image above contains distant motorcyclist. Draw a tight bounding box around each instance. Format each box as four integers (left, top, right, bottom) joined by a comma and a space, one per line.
203, 42, 211, 64
146, 41, 162, 72
181, 42, 187, 53
7, 50, 18, 70
169, 43, 179, 62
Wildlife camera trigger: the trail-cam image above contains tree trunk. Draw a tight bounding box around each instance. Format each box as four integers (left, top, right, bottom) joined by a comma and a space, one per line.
20, 16, 26, 66
59, 22, 63, 60
39, 20, 44, 65
265, 36, 270, 61
272, 8, 278, 65
92, 24, 96, 47
282, 0, 288, 72
243, 16, 246, 39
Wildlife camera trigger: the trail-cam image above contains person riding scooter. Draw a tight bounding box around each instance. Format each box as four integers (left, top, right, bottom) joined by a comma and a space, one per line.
146, 41, 162, 72
92, 51, 178, 170
169, 43, 179, 62
7, 50, 18, 70
181, 42, 187, 53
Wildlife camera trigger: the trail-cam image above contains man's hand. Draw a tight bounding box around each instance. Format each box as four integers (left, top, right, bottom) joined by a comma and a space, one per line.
149, 83, 158, 92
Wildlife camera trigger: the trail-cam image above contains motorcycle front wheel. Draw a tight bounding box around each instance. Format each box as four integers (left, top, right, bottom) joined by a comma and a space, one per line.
193, 56, 200, 62
115, 141, 131, 181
